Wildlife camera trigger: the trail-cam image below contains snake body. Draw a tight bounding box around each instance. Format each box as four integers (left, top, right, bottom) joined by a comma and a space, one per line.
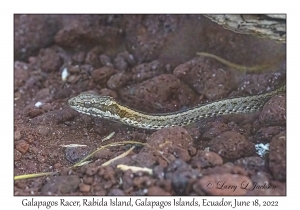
68, 85, 285, 130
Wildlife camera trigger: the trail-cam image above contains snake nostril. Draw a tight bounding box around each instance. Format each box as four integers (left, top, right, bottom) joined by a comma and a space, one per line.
68, 99, 74, 106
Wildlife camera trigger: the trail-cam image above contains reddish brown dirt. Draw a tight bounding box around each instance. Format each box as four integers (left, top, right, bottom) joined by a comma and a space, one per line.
14, 14, 286, 196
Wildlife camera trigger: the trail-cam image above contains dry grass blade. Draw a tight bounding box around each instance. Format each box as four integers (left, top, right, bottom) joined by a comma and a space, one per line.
197, 52, 271, 73
101, 146, 135, 166
101, 131, 115, 142
72, 140, 147, 167
75, 160, 93, 166
14, 172, 54, 180
60, 144, 87, 147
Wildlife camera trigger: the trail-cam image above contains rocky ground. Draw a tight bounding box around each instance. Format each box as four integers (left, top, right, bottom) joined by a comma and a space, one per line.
14, 14, 286, 195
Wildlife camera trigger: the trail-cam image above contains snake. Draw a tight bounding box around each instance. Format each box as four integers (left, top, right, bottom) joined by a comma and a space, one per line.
68, 84, 285, 130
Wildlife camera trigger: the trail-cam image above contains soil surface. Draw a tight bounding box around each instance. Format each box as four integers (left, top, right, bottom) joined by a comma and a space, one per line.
14, 15, 286, 196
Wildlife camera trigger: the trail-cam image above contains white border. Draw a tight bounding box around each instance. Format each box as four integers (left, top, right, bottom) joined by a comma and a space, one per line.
4, 0, 297, 209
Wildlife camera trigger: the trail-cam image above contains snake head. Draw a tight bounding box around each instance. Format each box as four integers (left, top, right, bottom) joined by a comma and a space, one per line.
68, 94, 121, 120
68, 94, 114, 107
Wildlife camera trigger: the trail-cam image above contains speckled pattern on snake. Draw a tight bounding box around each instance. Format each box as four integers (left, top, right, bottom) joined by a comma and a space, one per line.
68, 84, 285, 130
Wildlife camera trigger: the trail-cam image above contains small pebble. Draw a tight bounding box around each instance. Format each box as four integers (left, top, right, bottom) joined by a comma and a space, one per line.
14, 149, 22, 160
79, 183, 91, 192
15, 140, 29, 154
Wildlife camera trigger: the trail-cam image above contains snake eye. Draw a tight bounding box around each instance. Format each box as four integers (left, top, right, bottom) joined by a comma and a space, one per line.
84, 102, 91, 108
